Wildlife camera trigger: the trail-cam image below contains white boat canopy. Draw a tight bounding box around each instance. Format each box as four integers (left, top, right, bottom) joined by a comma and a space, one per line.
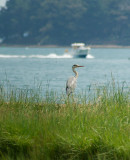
71, 43, 85, 47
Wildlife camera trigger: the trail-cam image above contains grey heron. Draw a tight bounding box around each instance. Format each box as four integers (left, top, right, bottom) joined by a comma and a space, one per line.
66, 64, 84, 96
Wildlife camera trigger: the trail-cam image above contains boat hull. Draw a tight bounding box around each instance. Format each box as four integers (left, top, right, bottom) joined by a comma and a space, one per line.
73, 49, 89, 58
74, 54, 87, 58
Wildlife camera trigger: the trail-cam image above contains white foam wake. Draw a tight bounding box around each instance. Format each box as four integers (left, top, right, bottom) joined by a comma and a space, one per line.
0, 54, 27, 58
86, 54, 95, 59
0, 53, 72, 59
30, 53, 72, 58
0, 53, 94, 59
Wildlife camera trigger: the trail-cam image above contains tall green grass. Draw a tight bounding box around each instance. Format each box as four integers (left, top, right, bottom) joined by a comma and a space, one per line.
0, 81, 129, 160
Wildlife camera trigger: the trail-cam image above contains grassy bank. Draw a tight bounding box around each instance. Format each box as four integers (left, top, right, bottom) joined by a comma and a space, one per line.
0, 82, 129, 160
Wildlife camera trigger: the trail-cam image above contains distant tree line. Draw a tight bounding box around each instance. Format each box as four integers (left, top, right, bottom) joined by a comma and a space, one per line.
0, 0, 130, 46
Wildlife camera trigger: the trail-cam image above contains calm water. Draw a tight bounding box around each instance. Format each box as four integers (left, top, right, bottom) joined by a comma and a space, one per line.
0, 47, 130, 94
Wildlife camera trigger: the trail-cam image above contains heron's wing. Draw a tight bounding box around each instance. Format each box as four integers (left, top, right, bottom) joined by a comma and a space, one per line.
66, 76, 77, 95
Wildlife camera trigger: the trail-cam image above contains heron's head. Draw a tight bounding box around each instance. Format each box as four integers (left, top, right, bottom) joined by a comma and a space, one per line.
72, 64, 84, 69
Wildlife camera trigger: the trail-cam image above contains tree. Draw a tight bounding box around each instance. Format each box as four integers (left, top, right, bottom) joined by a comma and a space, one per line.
0, 0, 130, 45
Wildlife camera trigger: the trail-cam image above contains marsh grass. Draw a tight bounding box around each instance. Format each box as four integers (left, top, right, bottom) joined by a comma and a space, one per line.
0, 80, 129, 160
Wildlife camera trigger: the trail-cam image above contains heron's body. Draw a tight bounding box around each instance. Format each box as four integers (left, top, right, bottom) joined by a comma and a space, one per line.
66, 76, 77, 95
66, 64, 84, 96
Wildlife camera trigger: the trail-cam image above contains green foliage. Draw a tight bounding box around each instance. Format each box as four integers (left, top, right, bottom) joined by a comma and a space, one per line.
0, 81, 129, 159
0, 0, 130, 45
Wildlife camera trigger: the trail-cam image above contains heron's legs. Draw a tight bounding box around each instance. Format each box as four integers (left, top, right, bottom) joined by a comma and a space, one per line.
66, 93, 77, 104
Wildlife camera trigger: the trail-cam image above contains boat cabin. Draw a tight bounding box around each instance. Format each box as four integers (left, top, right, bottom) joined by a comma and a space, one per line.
71, 43, 85, 49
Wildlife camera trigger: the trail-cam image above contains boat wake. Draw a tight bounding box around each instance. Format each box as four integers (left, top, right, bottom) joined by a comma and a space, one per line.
86, 54, 95, 59
41, 53, 72, 58
0, 53, 94, 59
0, 53, 72, 59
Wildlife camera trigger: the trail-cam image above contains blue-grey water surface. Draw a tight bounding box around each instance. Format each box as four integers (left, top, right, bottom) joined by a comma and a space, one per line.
0, 47, 130, 95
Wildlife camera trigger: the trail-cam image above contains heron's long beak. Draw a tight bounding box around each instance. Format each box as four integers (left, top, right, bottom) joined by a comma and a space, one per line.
78, 66, 84, 67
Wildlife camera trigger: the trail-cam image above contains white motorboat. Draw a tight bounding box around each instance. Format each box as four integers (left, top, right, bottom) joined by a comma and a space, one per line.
71, 43, 91, 58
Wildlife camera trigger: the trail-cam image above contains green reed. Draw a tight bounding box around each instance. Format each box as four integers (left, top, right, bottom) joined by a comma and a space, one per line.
0, 80, 129, 160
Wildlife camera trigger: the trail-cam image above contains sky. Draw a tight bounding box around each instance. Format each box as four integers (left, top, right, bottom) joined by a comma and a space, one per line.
0, 0, 7, 7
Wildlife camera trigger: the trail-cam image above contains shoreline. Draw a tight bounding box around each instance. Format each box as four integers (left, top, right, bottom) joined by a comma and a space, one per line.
1, 44, 130, 48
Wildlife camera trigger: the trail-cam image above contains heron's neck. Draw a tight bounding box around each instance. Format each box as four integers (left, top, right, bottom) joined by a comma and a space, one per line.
72, 68, 78, 78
